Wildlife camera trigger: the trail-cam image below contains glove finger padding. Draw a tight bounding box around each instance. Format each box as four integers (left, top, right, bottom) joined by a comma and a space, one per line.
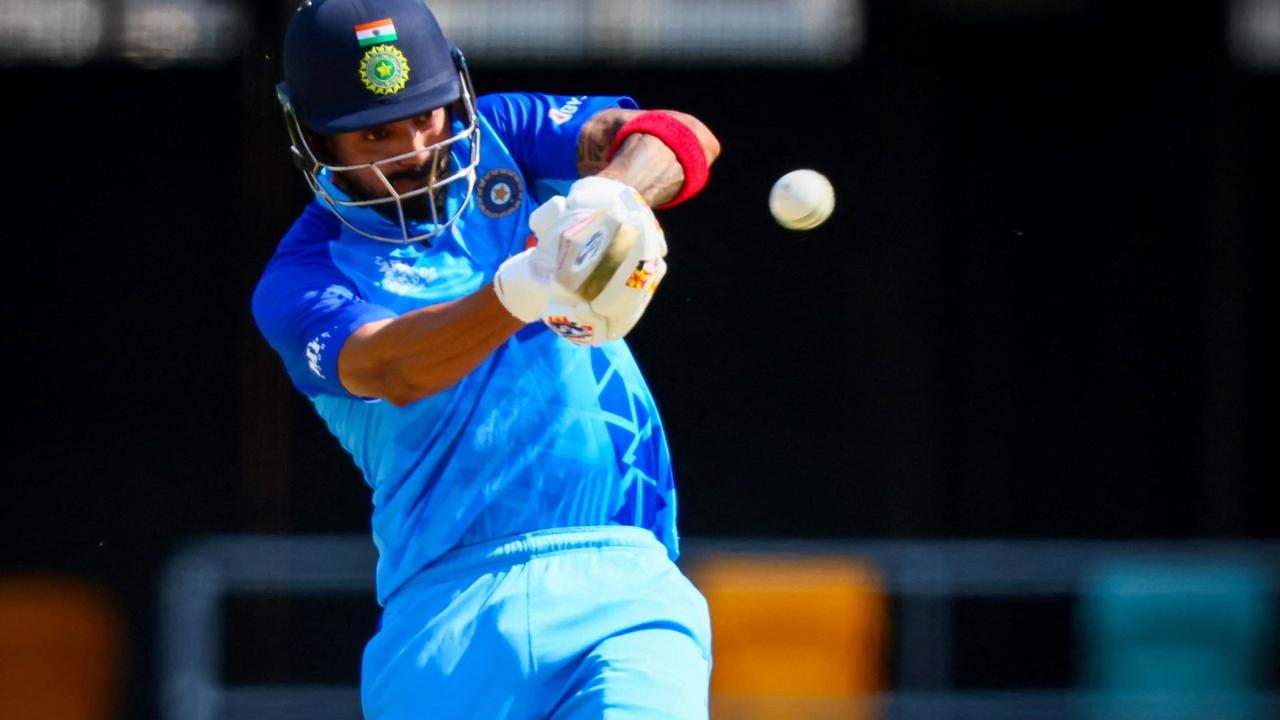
542, 220, 667, 346
542, 299, 610, 347
494, 195, 567, 322
527, 195, 567, 262
585, 222, 666, 335
563, 176, 667, 255
494, 248, 552, 323
529, 176, 669, 346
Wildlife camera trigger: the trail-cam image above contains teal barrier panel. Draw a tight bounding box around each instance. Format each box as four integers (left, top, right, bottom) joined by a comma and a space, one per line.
1078, 561, 1275, 720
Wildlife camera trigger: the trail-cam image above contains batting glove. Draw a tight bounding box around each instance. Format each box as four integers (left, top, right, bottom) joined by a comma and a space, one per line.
539, 177, 668, 346
493, 196, 567, 322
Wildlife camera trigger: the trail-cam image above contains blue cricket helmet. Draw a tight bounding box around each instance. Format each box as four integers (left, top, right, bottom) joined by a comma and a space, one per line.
277, 0, 481, 244
280, 0, 462, 133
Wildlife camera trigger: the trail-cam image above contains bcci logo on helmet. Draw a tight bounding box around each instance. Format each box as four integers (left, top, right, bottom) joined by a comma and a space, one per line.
360, 44, 410, 95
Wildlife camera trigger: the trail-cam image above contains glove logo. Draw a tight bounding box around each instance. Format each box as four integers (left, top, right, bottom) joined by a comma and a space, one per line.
359, 45, 410, 95
546, 316, 595, 343
476, 168, 523, 218
574, 229, 606, 269
626, 261, 656, 291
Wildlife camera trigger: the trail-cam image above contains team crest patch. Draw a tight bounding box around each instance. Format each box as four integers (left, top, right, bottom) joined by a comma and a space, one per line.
360, 45, 410, 95
476, 168, 523, 218
546, 316, 594, 343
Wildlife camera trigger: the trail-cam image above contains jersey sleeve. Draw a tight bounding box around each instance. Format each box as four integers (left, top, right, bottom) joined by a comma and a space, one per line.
477, 93, 639, 185
252, 203, 398, 399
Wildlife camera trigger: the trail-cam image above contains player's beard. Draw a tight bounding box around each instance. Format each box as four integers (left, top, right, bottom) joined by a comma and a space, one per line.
335, 150, 450, 224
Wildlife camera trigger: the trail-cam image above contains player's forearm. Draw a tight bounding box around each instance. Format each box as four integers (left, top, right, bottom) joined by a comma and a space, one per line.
595, 134, 686, 207
337, 286, 524, 406
578, 110, 721, 207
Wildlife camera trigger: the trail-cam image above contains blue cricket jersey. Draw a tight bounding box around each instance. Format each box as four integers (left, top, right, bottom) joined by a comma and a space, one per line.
253, 93, 679, 605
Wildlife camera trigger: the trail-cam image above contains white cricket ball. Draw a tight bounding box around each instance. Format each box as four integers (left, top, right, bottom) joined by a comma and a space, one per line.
769, 169, 835, 231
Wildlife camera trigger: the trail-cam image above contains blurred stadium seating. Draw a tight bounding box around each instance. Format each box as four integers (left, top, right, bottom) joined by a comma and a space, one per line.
687, 553, 887, 719
0, 575, 125, 720
1079, 561, 1276, 720
157, 535, 1280, 720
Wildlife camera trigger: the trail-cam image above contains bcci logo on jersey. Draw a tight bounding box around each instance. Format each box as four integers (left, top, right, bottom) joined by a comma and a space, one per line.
477, 168, 523, 218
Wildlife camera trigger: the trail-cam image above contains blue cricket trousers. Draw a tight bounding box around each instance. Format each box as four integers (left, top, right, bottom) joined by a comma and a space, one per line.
360, 526, 712, 719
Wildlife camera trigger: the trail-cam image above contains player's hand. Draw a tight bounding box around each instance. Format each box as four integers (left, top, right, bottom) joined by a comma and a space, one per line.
536, 177, 668, 346
493, 196, 567, 322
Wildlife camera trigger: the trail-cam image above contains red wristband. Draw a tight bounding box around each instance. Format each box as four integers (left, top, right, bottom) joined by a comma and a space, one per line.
606, 111, 709, 209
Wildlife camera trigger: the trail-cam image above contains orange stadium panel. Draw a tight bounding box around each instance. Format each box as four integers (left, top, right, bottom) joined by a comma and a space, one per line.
689, 553, 889, 720
0, 575, 125, 720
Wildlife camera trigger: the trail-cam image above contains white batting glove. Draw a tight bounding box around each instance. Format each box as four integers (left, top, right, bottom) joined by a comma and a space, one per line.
561, 176, 667, 262
493, 196, 567, 322
538, 177, 668, 345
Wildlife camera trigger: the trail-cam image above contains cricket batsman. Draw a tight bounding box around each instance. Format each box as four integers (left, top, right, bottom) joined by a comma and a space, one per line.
251, 0, 721, 717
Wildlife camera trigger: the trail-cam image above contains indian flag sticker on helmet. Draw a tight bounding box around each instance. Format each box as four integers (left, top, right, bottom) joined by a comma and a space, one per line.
360, 45, 410, 95
354, 18, 398, 47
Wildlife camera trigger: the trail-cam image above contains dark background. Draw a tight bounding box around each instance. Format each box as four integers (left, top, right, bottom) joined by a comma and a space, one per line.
2, 0, 1276, 717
